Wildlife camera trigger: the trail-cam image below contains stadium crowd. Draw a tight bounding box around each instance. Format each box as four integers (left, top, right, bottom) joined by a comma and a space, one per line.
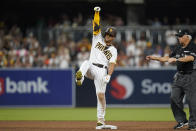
0, 15, 196, 69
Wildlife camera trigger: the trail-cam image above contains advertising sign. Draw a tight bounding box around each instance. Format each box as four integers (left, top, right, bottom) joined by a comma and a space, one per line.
0, 69, 74, 107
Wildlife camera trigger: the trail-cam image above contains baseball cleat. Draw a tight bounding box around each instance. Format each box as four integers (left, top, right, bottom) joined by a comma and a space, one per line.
173, 120, 188, 129
75, 70, 82, 86
96, 121, 105, 130
188, 126, 196, 130
97, 121, 105, 126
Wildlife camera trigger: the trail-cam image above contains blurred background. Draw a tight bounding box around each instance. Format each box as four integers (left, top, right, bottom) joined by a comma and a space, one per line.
0, 0, 195, 108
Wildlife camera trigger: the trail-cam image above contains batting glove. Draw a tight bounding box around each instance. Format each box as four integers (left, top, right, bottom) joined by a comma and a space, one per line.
103, 75, 111, 83
94, 6, 101, 12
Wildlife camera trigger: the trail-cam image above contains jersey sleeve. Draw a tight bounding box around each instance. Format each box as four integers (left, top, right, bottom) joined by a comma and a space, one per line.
189, 45, 196, 59
109, 48, 117, 64
93, 11, 101, 36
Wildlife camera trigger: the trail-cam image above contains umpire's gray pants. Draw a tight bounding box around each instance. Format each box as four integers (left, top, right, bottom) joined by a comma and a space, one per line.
171, 71, 196, 126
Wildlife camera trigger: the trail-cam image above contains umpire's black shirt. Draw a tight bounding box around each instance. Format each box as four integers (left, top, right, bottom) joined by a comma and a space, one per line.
169, 42, 196, 72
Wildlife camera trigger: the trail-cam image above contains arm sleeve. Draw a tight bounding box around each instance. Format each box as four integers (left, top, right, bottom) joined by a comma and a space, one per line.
93, 11, 101, 36
109, 48, 117, 64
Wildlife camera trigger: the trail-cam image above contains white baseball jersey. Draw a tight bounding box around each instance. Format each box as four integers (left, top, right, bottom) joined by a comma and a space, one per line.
89, 33, 117, 67
77, 9, 117, 122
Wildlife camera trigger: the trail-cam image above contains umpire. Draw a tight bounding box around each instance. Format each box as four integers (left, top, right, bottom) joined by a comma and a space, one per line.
146, 29, 196, 130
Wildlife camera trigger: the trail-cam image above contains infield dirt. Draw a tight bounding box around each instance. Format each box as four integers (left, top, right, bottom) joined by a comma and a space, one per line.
0, 121, 189, 131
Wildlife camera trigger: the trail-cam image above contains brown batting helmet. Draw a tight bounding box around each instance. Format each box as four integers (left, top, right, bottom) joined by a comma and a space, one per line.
104, 27, 117, 37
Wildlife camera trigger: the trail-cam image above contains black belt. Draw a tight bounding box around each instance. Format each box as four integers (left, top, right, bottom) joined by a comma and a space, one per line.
92, 63, 107, 69
178, 71, 193, 75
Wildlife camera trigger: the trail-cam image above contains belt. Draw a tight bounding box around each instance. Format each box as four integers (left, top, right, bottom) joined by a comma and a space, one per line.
92, 63, 107, 69
178, 71, 193, 75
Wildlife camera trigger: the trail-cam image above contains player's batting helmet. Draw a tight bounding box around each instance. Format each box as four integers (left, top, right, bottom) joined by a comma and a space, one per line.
104, 27, 117, 37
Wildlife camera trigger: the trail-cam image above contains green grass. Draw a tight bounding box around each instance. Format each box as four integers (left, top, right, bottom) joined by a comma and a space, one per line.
0, 108, 189, 121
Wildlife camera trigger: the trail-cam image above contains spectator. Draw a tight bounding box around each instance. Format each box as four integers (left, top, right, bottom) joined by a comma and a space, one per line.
165, 28, 177, 48
117, 50, 128, 66
114, 17, 124, 26
14, 57, 22, 68
126, 39, 136, 66
147, 45, 162, 68
126, 38, 136, 56
0, 51, 7, 67
76, 46, 90, 67
59, 47, 70, 68
43, 40, 56, 54
163, 46, 171, 66
134, 45, 144, 67
49, 53, 59, 68
1, 17, 195, 69
143, 41, 154, 57
152, 17, 161, 27
137, 32, 147, 49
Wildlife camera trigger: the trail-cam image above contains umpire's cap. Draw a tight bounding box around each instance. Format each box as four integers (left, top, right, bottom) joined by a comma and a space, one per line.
175, 29, 190, 37
104, 27, 117, 37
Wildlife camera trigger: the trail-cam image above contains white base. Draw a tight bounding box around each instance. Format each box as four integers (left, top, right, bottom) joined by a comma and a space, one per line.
96, 125, 118, 130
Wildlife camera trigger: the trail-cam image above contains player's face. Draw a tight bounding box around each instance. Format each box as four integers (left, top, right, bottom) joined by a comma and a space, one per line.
104, 34, 115, 45
178, 35, 188, 44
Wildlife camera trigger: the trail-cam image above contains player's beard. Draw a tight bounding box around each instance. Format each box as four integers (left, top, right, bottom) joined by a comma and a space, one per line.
105, 39, 112, 45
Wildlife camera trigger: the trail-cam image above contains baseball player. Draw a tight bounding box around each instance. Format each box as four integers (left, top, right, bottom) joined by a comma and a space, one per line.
146, 30, 196, 130
75, 6, 117, 128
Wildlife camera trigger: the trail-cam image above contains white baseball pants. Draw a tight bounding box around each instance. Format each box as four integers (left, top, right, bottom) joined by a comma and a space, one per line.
79, 60, 107, 121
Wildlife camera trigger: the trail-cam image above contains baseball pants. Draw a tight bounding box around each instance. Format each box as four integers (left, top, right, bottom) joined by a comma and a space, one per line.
171, 71, 196, 126
79, 60, 108, 120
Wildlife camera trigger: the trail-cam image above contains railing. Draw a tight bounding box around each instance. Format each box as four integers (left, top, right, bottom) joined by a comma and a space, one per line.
28, 25, 196, 46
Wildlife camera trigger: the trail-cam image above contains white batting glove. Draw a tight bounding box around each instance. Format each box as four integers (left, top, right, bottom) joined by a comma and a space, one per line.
103, 75, 111, 83
94, 6, 101, 12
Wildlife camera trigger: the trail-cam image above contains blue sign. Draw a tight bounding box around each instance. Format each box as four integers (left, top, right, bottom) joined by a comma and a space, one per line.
106, 69, 176, 106
0, 69, 74, 107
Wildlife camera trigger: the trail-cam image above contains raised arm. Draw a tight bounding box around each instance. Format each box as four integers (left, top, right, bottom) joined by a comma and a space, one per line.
93, 7, 101, 35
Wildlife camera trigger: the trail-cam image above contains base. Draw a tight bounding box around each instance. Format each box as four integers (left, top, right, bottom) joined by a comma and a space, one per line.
96, 125, 118, 130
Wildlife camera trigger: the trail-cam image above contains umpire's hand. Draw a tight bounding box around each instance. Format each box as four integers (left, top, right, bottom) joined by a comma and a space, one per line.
168, 58, 177, 63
